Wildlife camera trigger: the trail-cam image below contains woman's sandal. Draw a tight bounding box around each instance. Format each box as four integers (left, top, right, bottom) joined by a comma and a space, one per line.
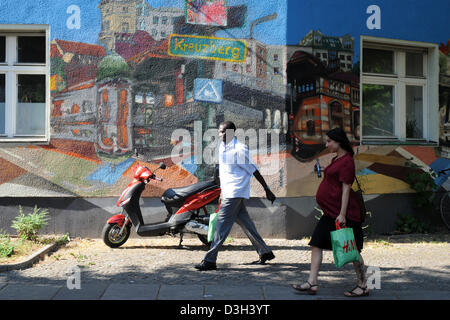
292, 282, 318, 295
344, 285, 370, 297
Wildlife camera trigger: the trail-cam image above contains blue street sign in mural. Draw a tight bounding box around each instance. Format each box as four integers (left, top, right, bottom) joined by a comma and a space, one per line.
194, 78, 224, 104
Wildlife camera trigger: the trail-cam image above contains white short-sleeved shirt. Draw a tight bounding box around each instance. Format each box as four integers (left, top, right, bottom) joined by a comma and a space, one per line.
219, 137, 258, 199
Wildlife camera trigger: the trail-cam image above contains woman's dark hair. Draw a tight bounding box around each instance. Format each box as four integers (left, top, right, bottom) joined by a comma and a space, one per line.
326, 128, 354, 157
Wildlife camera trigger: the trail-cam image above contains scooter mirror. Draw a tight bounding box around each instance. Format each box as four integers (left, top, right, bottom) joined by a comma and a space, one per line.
159, 162, 166, 170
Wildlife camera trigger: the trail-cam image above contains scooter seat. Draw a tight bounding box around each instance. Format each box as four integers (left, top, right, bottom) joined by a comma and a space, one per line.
161, 180, 218, 206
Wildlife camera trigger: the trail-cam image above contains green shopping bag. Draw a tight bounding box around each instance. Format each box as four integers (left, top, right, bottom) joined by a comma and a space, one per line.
207, 202, 221, 242
207, 212, 218, 242
330, 221, 360, 268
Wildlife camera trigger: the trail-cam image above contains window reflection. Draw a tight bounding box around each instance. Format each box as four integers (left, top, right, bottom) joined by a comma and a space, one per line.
18, 36, 46, 63
16, 74, 46, 135
0, 37, 5, 63
362, 84, 395, 137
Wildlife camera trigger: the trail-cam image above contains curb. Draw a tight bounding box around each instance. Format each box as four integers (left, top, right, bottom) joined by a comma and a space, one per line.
0, 242, 59, 272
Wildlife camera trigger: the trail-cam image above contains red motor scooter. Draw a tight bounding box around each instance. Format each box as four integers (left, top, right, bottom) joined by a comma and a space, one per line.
102, 161, 221, 248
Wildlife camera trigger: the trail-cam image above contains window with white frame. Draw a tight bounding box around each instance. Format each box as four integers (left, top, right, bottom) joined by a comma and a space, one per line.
361, 37, 439, 144
0, 26, 49, 141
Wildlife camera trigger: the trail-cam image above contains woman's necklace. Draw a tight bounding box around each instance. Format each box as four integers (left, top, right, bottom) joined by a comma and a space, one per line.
334, 151, 347, 161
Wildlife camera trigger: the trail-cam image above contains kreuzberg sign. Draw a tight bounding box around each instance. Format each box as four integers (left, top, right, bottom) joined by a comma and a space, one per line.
168, 34, 247, 63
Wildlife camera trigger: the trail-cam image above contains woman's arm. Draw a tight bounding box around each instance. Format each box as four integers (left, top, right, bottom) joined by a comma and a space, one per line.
337, 183, 351, 225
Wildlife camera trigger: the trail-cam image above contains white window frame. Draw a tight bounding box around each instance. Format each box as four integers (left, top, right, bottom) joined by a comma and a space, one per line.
0, 24, 50, 143
360, 36, 439, 145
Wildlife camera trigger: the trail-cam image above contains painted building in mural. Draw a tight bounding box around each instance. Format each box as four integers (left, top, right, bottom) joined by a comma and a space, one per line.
0, 0, 449, 236
136, 3, 184, 41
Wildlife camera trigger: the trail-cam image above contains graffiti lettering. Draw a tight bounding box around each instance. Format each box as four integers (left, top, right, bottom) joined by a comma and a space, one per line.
66, 5, 81, 30
366, 5, 381, 30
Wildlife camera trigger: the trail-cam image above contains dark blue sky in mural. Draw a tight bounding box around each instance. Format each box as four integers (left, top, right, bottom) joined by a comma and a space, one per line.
287, 0, 450, 62
0, 0, 447, 62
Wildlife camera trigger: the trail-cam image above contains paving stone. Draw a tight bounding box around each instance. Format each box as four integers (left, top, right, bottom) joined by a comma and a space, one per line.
0, 284, 60, 300
0, 280, 7, 291
204, 285, 264, 300
53, 282, 109, 300
101, 283, 160, 300
158, 284, 204, 300
263, 285, 320, 300
0, 237, 448, 300
394, 290, 450, 300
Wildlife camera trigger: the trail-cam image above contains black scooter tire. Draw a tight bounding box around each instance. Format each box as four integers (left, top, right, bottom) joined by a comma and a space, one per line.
102, 223, 131, 248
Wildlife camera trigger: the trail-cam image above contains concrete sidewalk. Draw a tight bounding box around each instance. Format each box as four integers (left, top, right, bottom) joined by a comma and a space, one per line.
0, 281, 448, 300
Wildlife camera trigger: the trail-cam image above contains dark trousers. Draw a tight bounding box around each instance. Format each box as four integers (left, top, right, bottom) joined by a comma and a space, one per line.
204, 198, 271, 263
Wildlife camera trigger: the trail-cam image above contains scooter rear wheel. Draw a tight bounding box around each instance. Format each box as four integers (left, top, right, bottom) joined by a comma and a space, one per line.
102, 223, 131, 248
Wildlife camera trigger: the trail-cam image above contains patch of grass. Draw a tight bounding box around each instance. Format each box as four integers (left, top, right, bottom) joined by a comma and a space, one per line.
0, 237, 40, 264
0, 234, 70, 264
368, 239, 393, 247
55, 233, 70, 246
0, 233, 15, 258
69, 252, 89, 262
68, 252, 98, 267
366, 232, 450, 244
11, 205, 49, 241
51, 253, 65, 261
396, 213, 432, 234
225, 237, 235, 244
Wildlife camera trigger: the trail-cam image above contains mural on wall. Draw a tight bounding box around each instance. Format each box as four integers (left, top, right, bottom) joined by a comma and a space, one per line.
283, 29, 450, 197
283, 0, 450, 198
439, 41, 450, 152
287, 30, 359, 163
185, 0, 228, 27
0, 0, 448, 200
0, 0, 289, 198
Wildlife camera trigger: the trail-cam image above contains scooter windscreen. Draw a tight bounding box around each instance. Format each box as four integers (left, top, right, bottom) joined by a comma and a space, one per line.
134, 165, 152, 181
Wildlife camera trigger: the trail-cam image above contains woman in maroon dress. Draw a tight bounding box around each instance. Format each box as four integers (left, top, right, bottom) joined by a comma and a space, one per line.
292, 128, 369, 297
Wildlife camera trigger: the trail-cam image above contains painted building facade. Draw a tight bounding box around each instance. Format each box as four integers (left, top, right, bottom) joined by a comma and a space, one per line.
0, 0, 449, 237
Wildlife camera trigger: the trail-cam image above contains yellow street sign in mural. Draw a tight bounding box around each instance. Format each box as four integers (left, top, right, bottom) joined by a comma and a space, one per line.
168, 34, 247, 63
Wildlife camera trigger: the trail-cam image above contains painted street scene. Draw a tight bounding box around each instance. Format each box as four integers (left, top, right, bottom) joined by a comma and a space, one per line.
0, 0, 448, 307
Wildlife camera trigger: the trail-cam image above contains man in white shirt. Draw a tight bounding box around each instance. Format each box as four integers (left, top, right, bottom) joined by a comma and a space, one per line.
195, 121, 276, 271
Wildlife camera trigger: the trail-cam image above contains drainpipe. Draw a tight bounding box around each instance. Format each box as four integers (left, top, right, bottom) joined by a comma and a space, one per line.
249, 13, 278, 39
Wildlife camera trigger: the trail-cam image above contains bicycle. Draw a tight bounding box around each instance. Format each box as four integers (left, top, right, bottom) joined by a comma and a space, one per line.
437, 168, 450, 230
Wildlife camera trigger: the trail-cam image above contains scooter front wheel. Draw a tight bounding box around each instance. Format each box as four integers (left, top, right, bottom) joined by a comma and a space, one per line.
102, 223, 131, 248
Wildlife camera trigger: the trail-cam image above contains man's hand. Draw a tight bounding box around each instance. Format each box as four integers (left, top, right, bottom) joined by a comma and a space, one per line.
253, 170, 276, 204
265, 187, 276, 204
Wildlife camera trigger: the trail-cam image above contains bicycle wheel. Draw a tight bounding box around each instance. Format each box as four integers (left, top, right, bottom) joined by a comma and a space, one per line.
439, 192, 450, 230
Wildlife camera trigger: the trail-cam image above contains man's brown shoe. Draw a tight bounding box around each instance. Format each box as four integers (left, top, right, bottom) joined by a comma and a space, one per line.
195, 260, 217, 271
252, 251, 275, 265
